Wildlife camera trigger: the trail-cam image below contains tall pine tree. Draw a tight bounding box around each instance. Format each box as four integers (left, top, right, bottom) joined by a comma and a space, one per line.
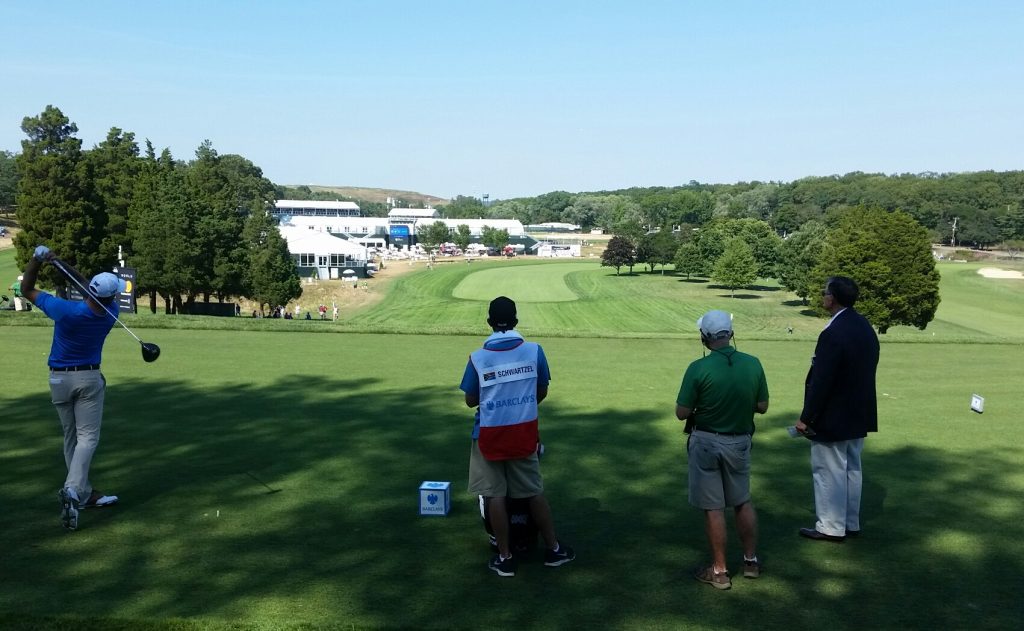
89, 127, 141, 265
13, 106, 106, 290
242, 209, 301, 313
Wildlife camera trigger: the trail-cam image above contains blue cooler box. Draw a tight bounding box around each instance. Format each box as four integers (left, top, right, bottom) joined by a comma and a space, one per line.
419, 481, 451, 516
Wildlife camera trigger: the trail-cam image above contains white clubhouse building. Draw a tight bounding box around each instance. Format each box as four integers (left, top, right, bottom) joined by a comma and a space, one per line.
273, 200, 532, 277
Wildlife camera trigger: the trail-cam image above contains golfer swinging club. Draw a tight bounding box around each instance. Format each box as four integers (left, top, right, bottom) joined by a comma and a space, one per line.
21, 245, 122, 530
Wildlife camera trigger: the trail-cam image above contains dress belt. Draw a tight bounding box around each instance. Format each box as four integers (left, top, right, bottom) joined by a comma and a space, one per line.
50, 364, 101, 372
694, 426, 749, 436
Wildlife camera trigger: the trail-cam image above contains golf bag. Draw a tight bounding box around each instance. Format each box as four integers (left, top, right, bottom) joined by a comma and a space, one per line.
479, 495, 539, 554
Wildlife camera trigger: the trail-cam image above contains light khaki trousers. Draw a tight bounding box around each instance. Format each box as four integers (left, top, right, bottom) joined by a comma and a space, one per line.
49, 369, 106, 501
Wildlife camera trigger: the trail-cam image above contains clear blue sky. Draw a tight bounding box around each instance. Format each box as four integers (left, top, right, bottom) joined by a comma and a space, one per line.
2, 1, 1022, 200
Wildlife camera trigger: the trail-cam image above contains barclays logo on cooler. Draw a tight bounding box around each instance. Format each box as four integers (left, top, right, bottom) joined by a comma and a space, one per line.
418, 481, 451, 516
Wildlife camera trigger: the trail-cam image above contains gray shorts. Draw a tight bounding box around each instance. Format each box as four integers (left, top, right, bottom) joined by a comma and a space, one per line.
687, 430, 752, 510
468, 439, 543, 499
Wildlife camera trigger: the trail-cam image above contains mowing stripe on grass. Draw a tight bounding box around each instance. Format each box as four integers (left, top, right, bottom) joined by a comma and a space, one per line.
452, 262, 583, 302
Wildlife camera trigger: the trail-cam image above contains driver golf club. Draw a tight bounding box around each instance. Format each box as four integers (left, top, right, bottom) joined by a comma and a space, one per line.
50, 258, 161, 363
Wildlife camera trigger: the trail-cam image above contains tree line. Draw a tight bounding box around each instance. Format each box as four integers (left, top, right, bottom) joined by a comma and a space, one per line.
2, 105, 995, 330
432, 174, 1024, 251
414, 221, 509, 253
10, 106, 300, 314
600, 209, 940, 334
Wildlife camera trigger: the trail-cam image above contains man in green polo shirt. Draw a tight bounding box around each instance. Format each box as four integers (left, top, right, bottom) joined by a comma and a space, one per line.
675, 310, 769, 590
10, 274, 29, 311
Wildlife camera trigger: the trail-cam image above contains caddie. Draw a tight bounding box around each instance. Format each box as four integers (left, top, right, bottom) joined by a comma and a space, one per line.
459, 296, 575, 577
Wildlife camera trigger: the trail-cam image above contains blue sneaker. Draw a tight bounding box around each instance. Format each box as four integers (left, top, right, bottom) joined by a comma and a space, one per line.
544, 543, 575, 567
488, 554, 516, 577
58, 487, 79, 531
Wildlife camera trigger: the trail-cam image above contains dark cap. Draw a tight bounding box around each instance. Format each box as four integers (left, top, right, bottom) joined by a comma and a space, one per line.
488, 296, 517, 328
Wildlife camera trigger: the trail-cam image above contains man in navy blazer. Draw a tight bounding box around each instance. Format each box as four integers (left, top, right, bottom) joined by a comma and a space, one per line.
795, 276, 879, 542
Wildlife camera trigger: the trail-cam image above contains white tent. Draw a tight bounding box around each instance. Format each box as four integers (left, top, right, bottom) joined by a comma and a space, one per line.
281, 227, 369, 279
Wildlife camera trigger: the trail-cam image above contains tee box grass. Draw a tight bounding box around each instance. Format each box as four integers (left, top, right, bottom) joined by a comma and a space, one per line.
1, 249, 1023, 629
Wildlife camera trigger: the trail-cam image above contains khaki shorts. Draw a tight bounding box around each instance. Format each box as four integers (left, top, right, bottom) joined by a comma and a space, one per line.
687, 431, 752, 510
468, 439, 543, 498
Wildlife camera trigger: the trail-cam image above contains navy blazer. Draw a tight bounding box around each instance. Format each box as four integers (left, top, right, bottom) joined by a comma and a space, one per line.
801, 308, 880, 442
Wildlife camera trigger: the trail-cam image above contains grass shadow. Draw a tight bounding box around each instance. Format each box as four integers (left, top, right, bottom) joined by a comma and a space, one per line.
0, 384, 1021, 629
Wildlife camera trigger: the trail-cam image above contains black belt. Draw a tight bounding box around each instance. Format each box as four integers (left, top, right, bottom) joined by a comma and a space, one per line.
694, 427, 749, 436
50, 364, 101, 372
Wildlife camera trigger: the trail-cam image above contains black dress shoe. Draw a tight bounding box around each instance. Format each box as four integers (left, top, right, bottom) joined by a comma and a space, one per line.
846, 530, 860, 537
799, 527, 845, 542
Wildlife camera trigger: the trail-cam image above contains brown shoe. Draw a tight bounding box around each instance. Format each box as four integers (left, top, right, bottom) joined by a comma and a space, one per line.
742, 558, 762, 579
693, 564, 731, 590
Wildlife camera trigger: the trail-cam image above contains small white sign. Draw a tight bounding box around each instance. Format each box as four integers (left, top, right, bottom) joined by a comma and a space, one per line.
970, 394, 984, 414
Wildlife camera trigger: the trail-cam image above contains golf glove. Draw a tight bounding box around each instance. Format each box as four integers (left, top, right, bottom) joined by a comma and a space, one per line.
33, 245, 51, 261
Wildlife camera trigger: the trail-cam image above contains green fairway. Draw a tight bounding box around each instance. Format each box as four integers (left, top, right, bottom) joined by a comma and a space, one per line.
2, 248, 1024, 629
452, 262, 582, 302
1, 247, 20, 296
912, 261, 1024, 338
345, 258, 1024, 342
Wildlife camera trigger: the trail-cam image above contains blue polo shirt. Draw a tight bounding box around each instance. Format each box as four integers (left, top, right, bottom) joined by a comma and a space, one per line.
460, 332, 551, 439
35, 291, 117, 368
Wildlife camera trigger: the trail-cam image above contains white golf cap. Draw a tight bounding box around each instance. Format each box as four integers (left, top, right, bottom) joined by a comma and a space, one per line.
697, 310, 733, 338
89, 272, 127, 298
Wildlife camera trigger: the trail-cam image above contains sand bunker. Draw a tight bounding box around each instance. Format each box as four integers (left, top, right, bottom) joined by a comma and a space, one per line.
977, 267, 1024, 279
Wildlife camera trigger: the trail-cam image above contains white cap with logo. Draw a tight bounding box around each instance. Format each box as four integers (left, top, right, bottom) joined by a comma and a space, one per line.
89, 272, 127, 298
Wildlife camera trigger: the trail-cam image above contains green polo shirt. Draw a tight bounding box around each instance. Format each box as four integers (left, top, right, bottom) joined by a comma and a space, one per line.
676, 346, 769, 434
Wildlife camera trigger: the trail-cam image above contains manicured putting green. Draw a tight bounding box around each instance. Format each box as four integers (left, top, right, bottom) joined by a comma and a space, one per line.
451, 262, 586, 302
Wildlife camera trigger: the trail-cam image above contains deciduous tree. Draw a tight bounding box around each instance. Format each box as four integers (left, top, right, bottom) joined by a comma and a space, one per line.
480, 226, 509, 251
439, 195, 485, 217
635, 233, 657, 273
712, 238, 758, 297
601, 235, 635, 275
673, 242, 703, 279
636, 231, 678, 273
453, 224, 472, 252
417, 221, 451, 250
777, 220, 828, 304
813, 206, 940, 333
692, 226, 726, 277
650, 230, 680, 274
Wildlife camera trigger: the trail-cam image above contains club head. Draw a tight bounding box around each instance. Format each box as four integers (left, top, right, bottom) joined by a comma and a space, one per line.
140, 342, 161, 363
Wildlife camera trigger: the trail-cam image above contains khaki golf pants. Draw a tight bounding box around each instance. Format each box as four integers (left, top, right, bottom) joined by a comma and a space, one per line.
49, 369, 105, 502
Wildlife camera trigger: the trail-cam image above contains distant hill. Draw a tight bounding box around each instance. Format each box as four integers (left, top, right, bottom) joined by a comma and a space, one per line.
299, 185, 449, 208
